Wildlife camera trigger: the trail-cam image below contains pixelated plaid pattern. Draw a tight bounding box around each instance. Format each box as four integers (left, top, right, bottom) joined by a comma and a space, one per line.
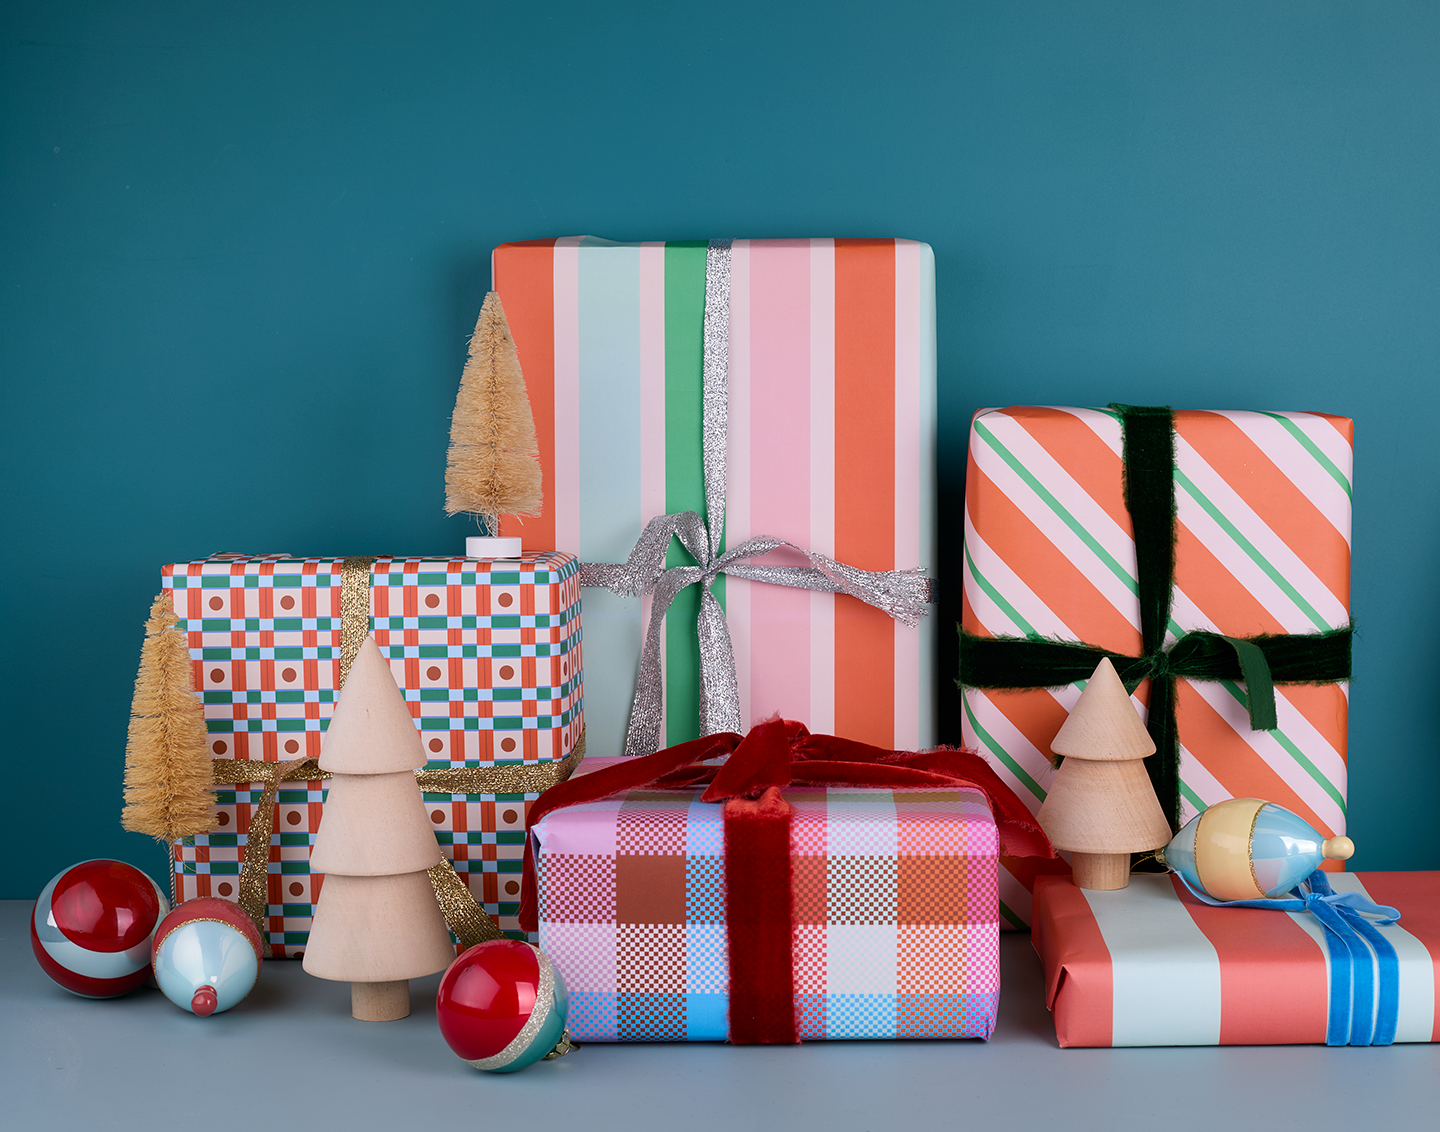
534, 775, 1000, 1041
161, 553, 583, 956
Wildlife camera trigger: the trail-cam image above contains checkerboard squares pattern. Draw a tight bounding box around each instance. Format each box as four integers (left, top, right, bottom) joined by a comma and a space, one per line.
532, 785, 1001, 1041
162, 552, 582, 952
535, 855, 615, 923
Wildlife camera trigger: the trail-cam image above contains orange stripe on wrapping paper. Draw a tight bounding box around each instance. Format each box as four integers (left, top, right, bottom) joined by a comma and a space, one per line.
834, 239, 895, 747
494, 240, 557, 553
1175, 876, 1328, 1044
1010, 406, 1132, 536
1353, 872, 1440, 1042
979, 687, 1075, 772
1275, 683, 1348, 772
967, 466, 1143, 655
1175, 520, 1288, 636
1174, 680, 1332, 837
1032, 877, 1113, 1048
1175, 413, 1350, 611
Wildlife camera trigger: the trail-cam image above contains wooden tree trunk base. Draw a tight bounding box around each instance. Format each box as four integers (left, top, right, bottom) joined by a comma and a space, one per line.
351, 980, 410, 1021
1071, 852, 1132, 891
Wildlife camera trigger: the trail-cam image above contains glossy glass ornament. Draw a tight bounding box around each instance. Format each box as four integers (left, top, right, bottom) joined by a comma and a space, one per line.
436, 939, 573, 1072
1164, 797, 1355, 901
30, 860, 169, 997
152, 898, 264, 1016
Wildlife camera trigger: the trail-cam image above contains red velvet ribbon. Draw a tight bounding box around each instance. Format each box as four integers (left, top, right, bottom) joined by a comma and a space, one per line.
518, 718, 1055, 1044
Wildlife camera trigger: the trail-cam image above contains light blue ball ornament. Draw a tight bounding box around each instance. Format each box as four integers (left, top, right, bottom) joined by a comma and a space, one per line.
151, 898, 265, 1016
1163, 797, 1354, 902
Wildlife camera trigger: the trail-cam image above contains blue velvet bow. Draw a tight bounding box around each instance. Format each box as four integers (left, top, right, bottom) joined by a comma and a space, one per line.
1175, 869, 1402, 1046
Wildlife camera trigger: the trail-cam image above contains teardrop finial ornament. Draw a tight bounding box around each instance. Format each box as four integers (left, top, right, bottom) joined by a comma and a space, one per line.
1163, 798, 1352, 902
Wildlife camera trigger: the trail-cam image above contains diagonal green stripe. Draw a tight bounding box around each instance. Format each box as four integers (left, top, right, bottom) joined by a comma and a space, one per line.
961, 692, 1047, 802
963, 542, 1039, 637
974, 419, 1139, 600
1173, 468, 1330, 632
1258, 411, 1352, 501
1214, 678, 1346, 814
1179, 779, 1206, 816
999, 900, 1027, 931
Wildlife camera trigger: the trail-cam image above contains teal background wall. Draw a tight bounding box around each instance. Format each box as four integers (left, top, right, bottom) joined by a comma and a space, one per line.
3, 2, 1437, 898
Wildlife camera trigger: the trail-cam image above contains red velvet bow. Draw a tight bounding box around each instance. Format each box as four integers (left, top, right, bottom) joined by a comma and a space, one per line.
518, 718, 1055, 1043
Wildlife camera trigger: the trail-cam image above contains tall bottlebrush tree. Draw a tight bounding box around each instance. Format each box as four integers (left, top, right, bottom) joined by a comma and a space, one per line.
121, 593, 216, 848
444, 291, 543, 534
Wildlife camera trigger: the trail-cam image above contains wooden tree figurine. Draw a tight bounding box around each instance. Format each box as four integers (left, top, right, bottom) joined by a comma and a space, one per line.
122, 593, 216, 876
444, 290, 543, 558
1036, 657, 1172, 891
302, 636, 455, 1020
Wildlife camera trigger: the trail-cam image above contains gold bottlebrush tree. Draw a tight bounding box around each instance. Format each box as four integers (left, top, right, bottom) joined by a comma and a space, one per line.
444, 291, 543, 538
121, 594, 216, 862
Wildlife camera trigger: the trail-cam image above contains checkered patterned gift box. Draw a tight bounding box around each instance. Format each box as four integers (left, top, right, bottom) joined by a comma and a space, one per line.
533, 759, 1001, 1041
160, 552, 583, 955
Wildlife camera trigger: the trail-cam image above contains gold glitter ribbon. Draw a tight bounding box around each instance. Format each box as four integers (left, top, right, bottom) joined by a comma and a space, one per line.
202, 554, 586, 956
339, 554, 378, 687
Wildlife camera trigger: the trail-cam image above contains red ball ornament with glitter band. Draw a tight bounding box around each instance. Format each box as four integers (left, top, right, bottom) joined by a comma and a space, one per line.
436, 939, 575, 1073
30, 860, 169, 998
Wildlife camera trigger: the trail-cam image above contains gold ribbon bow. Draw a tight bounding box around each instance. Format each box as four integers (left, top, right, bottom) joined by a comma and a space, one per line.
204, 555, 583, 957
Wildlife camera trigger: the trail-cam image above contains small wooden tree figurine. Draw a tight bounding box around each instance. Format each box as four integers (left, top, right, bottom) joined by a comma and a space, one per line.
444, 291, 543, 558
302, 636, 455, 1020
1036, 657, 1172, 891
122, 593, 216, 880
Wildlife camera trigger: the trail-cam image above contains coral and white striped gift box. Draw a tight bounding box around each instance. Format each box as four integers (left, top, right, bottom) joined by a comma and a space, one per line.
491, 237, 936, 757
960, 407, 1352, 929
1033, 872, 1440, 1047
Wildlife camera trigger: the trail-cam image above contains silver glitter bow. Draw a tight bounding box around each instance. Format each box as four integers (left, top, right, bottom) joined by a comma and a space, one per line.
579, 240, 933, 758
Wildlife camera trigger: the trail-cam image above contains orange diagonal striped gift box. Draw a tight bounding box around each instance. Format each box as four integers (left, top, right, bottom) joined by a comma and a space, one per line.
959, 406, 1352, 930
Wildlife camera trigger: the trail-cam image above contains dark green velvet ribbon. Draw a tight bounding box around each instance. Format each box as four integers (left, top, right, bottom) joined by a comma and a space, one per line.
957, 404, 1353, 832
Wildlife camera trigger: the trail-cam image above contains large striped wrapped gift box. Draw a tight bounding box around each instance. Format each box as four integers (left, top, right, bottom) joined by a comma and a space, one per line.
533, 759, 1000, 1041
960, 407, 1352, 928
161, 552, 583, 954
492, 237, 936, 757
1033, 872, 1440, 1047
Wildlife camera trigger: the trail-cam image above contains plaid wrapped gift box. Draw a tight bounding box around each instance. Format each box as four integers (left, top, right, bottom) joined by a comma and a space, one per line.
533, 758, 1000, 1041
161, 552, 583, 954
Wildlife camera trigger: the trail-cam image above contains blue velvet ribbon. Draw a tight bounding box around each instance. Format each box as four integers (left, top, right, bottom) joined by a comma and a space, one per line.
1174, 870, 1401, 1046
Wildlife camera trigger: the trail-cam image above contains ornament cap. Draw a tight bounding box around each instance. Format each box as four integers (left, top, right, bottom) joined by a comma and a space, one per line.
1323, 835, 1355, 861
191, 985, 217, 1016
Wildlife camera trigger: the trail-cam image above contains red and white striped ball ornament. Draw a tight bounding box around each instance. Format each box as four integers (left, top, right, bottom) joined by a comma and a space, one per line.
436, 939, 575, 1073
30, 860, 169, 998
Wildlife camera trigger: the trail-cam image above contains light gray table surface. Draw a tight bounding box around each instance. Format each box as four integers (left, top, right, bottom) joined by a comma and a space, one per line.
4, 898, 1435, 1132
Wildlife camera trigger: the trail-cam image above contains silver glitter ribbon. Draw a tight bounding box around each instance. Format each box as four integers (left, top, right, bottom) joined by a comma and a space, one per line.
579, 239, 934, 758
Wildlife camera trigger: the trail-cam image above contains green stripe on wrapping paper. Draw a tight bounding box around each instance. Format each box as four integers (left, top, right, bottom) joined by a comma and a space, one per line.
961, 691, 1047, 803
1173, 468, 1330, 632
1258, 411, 1352, 500
664, 242, 721, 747
999, 900, 1027, 932
1179, 779, 1206, 816
963, 542, 1038, 637
973, 419, 1140, 599
1214, 678, 1347, 815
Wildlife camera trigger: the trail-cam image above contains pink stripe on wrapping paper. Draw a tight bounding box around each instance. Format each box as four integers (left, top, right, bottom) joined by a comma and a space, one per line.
892, 239, 923, 751
639, 242, 668, 747
746, 239, 814, 725
728, 241, 753, 730
552, 238, 583, 556
808, 239, 836, 736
